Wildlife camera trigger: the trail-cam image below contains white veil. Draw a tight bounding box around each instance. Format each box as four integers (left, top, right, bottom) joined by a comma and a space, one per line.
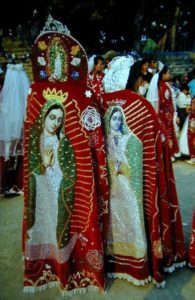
0, 63, 30, 158
103, 55, 134, 93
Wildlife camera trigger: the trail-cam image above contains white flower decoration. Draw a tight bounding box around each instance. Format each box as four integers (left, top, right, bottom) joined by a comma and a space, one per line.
37, 56, 46, 66
28, 88, 32, 95
70, 57, 81, 66
81, 106, 101, 130
85, 90, 92, 98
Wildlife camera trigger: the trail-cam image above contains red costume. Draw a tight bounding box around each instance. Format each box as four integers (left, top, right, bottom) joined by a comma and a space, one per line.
188, 97, 195, 160
189, 209, 195, 267
101, 90, 186, 286
22, 28, 109, 295
158, 80, 179, 156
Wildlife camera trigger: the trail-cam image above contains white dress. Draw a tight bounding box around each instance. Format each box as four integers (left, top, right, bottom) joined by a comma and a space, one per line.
179, 116, 189, 155
0, 63, 30, 157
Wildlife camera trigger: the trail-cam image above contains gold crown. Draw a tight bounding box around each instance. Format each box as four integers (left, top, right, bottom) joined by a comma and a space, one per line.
43, 88, 68, 103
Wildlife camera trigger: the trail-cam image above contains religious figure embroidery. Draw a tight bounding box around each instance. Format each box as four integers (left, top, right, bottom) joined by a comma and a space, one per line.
104, 106, 147, 258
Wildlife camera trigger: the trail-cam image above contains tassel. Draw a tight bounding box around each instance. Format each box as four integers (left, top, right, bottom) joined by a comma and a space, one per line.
24, 283, 101, 297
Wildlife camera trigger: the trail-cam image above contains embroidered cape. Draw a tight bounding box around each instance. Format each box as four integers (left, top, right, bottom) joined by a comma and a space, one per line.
101, 90, 186, 286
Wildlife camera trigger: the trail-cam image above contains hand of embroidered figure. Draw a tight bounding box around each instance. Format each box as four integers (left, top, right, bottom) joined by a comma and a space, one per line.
116, 160, 123, 175
43, 146, 54, 167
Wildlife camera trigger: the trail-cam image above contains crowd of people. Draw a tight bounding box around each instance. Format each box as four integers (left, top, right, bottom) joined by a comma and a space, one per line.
88, 53, 195, 164
0, 17, 194, 297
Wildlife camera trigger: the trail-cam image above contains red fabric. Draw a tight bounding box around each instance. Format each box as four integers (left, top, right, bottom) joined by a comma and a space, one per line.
188, 97, 195, 159
189, 209, 195, 267
23, 81, 109, 293
88, 72, 104, 101
158, 81, 179, 156
101, 90, 186, 284
23, 30, 109, 294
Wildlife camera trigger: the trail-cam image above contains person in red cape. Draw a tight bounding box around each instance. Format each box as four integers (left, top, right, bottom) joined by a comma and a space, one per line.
187, 95, 195, 164
158, 65, 180, 161
188, 209, 195, 267
101, 56, 186, 287
88, 55, 105, 101
22, 17, 109, 296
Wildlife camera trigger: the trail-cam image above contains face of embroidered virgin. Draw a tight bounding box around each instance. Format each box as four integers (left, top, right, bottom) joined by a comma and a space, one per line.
110, 111, 122, 132
44, 108, 63, 136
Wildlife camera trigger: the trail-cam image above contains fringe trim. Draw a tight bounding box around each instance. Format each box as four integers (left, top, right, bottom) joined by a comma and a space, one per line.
24, 282, 102, 297
23, 281, 59, 293
60, 285, 101, 297
152, 279, 166, 288
107, 272, 152, 286
164, 261, 186, 273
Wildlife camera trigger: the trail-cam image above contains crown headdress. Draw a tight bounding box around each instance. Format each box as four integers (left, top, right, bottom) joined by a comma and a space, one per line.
43, 88, 68, 103
41, 14, 71, 35
106, 99, 126, 106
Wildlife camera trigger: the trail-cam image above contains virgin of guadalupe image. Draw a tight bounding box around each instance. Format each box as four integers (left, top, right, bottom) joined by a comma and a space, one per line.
47, 38, 68, 82
104, 105, 147, 259
26, 95, 76, 263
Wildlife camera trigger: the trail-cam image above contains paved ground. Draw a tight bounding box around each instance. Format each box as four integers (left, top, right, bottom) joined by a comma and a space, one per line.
0, 160, 195, 300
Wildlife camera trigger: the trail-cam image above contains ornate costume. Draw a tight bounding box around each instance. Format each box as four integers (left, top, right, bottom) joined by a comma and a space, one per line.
101, 62, 186, 286
158, 80, 179, 156
22, 18, 109, 296
188, 98, 195, 160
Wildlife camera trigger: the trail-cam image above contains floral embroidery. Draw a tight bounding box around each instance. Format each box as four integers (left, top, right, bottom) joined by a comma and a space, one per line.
88, 132, 99, 147
153, 240, 163, 258
71, 71, 80, 80
37, 56, 46, 66
70, 57, 81, 66
38, 41, 47, 51
39, 70, 47, 79
70, 45, 80, 56
85, 90, 92, 98
86, 250, 103, 271
81, 106, 101, 130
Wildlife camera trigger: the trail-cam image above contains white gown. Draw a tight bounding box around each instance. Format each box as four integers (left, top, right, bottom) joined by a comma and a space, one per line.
179, 116, 189, 155
0, 63, 30, 157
